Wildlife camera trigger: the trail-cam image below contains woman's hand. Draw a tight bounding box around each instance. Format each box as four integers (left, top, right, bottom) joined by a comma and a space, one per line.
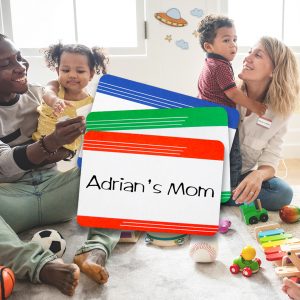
232, 170, 264, 204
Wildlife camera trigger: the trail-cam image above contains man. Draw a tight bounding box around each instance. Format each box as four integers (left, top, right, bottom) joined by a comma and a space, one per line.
0, 34, 120, 296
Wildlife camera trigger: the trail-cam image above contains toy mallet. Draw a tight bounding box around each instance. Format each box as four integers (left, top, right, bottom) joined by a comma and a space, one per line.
279, 205, 300, 224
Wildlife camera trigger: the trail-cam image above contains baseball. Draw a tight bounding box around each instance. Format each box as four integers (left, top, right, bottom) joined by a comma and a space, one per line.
189, 235, 219, 263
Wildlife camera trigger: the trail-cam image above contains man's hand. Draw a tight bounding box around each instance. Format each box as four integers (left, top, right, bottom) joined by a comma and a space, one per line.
44, 116, 85, 152
39, 147, 73, 165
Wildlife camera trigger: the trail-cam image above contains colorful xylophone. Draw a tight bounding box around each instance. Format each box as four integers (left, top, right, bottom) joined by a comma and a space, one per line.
254, 223, 300, 278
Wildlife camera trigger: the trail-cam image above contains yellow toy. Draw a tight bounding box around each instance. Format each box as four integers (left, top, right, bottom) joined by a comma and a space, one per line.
230, 245, 261, 277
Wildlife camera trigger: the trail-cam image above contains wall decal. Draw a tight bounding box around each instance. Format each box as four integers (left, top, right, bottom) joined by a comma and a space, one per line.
192, 30, 200, 38
165, 35, 172, 42
155, 8, 188, 27
176, 39, 189, 50
191, 8, 204, 18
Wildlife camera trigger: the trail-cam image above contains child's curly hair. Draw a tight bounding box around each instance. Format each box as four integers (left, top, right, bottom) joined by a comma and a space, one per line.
44, 43, 109, 75
0, 33, 8, 41
197, 15, 234, 52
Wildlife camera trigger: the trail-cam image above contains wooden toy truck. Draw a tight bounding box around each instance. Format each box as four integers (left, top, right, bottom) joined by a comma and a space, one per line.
240, 199, 268, 225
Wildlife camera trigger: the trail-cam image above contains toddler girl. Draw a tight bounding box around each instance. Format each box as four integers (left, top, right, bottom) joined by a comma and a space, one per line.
32, 42, 108, 157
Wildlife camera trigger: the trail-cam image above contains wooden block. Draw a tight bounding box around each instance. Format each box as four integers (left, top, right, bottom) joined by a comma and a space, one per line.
272, 260, 284, 267
255, 223, 281, 242
281, 244, 300, 252
259, 233, 293, 244
262, 238, 300, 249
275, 266, 300, 277
266, 251, 285, 261
258, 228, 285, 238
288, 251, 300, 271
264, 243, 300, 254
264, 246, 282, 254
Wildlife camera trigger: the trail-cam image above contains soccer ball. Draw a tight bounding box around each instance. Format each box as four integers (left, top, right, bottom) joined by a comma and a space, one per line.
31, 229, 66, 258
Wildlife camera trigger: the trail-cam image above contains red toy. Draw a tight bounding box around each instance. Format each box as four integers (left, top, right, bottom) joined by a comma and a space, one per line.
279, 205, 300, 223
0, 266, 15, 300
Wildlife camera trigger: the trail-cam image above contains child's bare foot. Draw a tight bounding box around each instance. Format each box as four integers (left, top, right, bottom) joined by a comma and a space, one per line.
39, 258, 80, 296
73, 249, 109, 284
282, 277, 300, 300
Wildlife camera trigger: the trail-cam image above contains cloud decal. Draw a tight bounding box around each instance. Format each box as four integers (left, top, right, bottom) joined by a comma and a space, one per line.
191, 8, 204, 18
176, 39, 189, 50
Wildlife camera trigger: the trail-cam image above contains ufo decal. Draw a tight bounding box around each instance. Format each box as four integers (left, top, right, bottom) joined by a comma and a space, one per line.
155, 8, 188, 27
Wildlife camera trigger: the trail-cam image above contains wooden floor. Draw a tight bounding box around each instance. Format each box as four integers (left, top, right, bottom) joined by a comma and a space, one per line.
277, 158, 300, 185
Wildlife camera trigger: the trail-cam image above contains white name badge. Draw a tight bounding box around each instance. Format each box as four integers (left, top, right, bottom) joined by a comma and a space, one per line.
77, 131, 224, 235
257, 116, 272, 129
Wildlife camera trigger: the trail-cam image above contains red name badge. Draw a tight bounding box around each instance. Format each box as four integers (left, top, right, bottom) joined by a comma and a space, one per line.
77, 131, 224, 235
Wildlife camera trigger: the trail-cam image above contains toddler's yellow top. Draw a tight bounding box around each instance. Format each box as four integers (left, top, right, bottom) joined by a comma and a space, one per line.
32, 85, 93, 152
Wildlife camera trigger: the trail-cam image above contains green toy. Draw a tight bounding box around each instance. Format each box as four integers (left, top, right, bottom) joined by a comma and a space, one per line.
240, 199, 268, 225
230, 245, 261, 277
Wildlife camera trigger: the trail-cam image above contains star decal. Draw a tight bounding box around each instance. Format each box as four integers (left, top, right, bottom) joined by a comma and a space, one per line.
165, 35, 172, 42
192, 30, 200, 38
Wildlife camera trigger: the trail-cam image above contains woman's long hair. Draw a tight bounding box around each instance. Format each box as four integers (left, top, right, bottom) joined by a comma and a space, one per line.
243, 37, 300, 116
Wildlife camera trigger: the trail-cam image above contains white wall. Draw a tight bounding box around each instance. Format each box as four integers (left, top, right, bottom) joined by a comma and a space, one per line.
26, 0, 300, 158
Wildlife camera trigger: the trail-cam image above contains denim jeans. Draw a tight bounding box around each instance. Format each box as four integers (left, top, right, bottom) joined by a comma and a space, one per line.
230, 129, 242, 189
0, 167, 120, 283
224, 171, 293, 211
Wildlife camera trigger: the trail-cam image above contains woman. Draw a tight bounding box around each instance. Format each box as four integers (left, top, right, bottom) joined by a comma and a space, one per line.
228, 36, 299, 210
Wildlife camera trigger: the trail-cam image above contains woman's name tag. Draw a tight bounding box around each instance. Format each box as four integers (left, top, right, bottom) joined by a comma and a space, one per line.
257, 116, 272, 129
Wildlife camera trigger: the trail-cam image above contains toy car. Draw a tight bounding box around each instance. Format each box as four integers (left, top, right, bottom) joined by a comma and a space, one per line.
230, 245, 261, 277
240, 199, 268, 225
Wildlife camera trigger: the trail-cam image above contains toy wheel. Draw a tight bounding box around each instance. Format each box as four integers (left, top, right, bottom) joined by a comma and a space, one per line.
260, 214, 268, 222
145, 236, 153, 244
254, 258, 262, 266
242, 267, 252, 277
229, 264, 240, 274
175, 238, 185, 246
249, 216, 258, 225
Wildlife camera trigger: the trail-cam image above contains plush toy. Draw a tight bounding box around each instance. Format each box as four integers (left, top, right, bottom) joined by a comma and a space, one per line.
0, 266, 15, 300
31, 229, 66, 258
